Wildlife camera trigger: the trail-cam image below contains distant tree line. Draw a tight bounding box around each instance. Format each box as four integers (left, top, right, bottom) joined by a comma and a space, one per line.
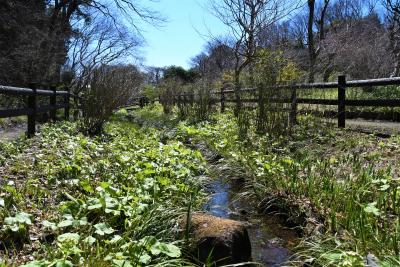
182, 0, 400, 85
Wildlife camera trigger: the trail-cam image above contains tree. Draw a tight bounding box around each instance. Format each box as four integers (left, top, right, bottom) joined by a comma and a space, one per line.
320, 13, 391, 79
209, 0, 300, 116
0, 0, 164, 86
191, 39, 235, 81
307, 0, 330, 83
66, 16, 141, 95
384, 0, 400, 76
0, 0, 47, 86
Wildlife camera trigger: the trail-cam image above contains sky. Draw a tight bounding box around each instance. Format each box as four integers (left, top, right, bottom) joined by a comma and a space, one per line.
141, 0, 228, 69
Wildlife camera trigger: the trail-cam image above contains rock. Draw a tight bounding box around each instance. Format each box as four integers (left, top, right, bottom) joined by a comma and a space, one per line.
184, 213, 252, 265
364, 253, 379, 267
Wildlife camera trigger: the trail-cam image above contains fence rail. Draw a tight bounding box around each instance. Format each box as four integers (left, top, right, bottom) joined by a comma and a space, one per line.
173, 75, 400, 128
0, 84, 71, 137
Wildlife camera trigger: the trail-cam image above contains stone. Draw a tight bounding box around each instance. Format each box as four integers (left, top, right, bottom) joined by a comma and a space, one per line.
184, 212, 252, 266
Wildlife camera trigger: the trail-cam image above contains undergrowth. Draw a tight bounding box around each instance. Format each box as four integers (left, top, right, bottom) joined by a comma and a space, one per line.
133, 104, 400, 266
0, 116, 206, 266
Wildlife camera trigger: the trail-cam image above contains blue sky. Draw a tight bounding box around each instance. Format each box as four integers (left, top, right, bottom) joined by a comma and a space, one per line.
141, 0, 228, 69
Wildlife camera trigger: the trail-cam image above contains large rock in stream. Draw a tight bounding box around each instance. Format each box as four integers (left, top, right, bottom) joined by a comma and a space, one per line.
184, 213, 252, 265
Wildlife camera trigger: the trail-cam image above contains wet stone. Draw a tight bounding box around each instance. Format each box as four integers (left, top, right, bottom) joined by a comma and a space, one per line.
186, 213, 252, 266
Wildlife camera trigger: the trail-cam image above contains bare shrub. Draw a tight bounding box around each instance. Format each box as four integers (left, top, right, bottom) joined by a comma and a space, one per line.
81, 65, 144, 135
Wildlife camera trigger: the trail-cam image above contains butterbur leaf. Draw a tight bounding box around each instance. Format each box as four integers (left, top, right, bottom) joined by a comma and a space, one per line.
20, 261, 49, 267
83, 236, 96, 245
364, 202, 381, 216
4, 212, 32, 226
55, 260, 73, 267
42, 220, 58, 231
112, 260, 133, 267
88, 203, 102, 210
109, 235, 122, 244
156, 243, 181, 258
141, 236, 158, 249
139, 253, 152, 264
58, 219, 73, 228
94, 223, 115, 236
76, 217, 88, 227
15, 212, 33, 225
323, 252, 343, 262
57, 233, 80, 244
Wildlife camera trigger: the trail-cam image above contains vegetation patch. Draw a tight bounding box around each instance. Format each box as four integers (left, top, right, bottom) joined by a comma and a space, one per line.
0, 118, 207, 266
132, 104, 400, 266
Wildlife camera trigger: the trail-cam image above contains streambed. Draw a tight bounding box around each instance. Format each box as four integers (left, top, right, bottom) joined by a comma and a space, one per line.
204, 177, 299, 266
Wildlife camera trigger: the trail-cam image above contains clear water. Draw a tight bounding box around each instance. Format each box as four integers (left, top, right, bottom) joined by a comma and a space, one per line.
204, 180, 299, 267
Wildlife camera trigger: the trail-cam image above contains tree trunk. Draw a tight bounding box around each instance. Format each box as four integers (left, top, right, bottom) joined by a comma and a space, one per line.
308, 0, 316, 83
234, 72, 241, 117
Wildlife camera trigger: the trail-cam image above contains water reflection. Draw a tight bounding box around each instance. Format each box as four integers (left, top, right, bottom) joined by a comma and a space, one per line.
204, 179, 298, 267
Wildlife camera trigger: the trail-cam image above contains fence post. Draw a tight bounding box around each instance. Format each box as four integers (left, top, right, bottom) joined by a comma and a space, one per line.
220, 83, 225, 113
290, 86, 297, 126
338, 75, 346, 128
27, 83, 37, 137
64, 87, 70, 120
50, 85, 57, 121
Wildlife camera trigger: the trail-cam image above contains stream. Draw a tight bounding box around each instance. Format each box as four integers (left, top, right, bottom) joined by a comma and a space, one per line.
204, 178, 299, 266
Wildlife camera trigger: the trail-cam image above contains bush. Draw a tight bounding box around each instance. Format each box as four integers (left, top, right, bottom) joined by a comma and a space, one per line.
81, 65, 144, 135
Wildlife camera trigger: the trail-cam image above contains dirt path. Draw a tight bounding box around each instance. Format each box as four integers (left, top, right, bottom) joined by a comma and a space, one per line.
345, 119, 400, 135
0, 124, 26, 142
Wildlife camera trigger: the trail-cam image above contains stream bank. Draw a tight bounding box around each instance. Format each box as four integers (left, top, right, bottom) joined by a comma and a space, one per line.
193, 140, 300, 266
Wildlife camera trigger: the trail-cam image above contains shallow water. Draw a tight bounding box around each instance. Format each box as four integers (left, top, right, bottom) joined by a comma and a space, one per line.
204, 179, 299, 267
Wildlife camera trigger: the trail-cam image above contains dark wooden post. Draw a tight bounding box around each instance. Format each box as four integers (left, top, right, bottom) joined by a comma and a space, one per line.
183, 94, 187, 106
338, 75, 346, 128
27, 83, 37, 137
290, 86, 298, 126
50, 85, 57, 121
64, 87, 70, 120
221, 83, 226, 113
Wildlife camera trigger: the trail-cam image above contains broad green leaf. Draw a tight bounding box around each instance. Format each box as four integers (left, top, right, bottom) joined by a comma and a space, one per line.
94, 223, 115, 236
155, 243, 181, 258
4, 212, 32, 226
42, 220, 58, 231
20, 261, 49, 267
58, 219, 73, 228
83, 236, 96, 246
57, 233, 80, 244
15, 212, 33, 225
112, 260, 133, 267
139, 253, 152, 264
55, 260, 73, 267
109, 235, 122, 244
364, 202, 381, 216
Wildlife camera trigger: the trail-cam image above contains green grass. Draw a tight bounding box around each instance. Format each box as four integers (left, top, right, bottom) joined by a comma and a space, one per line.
133, 104, 400, 266
0, 118, 207, 266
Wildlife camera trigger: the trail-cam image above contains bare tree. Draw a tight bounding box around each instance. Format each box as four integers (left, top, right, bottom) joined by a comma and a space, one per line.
191, 39, 235, 81
320, 13, 392, 79
66, 16, 141, 95
307, 0, 330, 83
209, 0, 300, 116
384, 0, 400, 76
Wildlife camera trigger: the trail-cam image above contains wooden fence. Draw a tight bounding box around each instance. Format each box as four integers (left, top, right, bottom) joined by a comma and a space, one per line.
0, 84, 72, 137
173, 75, 400, 128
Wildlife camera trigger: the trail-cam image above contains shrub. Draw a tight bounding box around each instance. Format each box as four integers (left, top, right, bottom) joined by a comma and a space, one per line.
81, 65, 144, 135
